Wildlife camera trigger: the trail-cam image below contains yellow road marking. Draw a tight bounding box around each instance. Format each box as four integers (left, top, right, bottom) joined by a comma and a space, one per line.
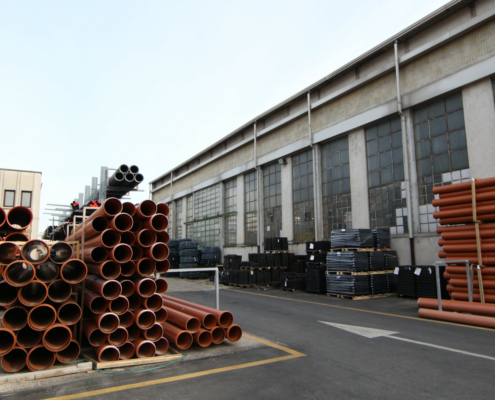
44, 334, 305, 400
230, 290, 495, 332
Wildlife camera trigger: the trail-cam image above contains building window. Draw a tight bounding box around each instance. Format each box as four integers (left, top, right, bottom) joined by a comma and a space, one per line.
189, 184, 221, 247
366, 116, 408, 234
224, 179, 237, 246
21, 191, 32, 208
4, 190, 15, 207
413, 92, 470, 233
175, 198, 183, 239
245, 171, 258, 246
321, 136, 351, 238
185, 194, 193, 238
293, 150, 314, 242
263, 163, 282, 239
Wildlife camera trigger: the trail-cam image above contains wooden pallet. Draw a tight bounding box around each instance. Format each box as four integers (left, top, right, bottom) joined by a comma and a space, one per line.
228, 283, 251, 288
264, 250, 290, 254
82, 348, 182, 369
281, 287, 304, 292
327, 292, 395, 300
0, 361, 92, 383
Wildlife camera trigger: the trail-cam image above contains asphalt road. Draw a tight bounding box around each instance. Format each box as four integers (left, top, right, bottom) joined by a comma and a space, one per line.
3, 283, 495, 400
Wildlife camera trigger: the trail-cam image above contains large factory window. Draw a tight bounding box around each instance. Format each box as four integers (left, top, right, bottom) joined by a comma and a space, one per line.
185, 194, 193, 238
263, 163, 282, 238
175, 198, 183, 239
244, 171, 258, 246
167, 202, 174, 238
189, 184, 221, 247
365, 116, 408, 234
413, 92, 470, 233
224, 179, 237, 246
321, 136, 351, 238
293, 150, 315, 242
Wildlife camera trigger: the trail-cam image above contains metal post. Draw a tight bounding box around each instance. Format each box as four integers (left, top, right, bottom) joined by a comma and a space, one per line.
434, 262, 443, 311
466, 262, 473, 302
215, 268, 220, 310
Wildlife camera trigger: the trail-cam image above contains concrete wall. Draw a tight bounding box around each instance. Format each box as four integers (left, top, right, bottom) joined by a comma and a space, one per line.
281, 158, 293, 241
348, 128, 369, 229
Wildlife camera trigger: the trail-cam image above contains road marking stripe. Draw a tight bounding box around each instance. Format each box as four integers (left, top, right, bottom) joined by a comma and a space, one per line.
43, 334, 305, 400
230, 290, 495, 332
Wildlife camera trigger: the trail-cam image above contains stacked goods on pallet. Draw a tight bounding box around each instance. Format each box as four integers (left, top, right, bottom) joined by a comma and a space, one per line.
306, 266, 326, 294
0, 238, 86, 372
417, 177, 495, 328
70, 198, 173, 362
370, 274, 388, 295
326, 252, 369, 272
281, 272, 306, 291
415, 266, 449, 299
201, 247, 221, 267
397, 266, 416, 298
327, 275, 370, 296
0, 206, 34, 241
167, 240, 180, 277
179, 240, 199, 279
305, 240, 330, 294
372, 228, 391, 249
264, 237, 288, 251
288, 254, 306, 273
306, 240, 331, 252
331, 229, 374, 249
161, 295, 242, 348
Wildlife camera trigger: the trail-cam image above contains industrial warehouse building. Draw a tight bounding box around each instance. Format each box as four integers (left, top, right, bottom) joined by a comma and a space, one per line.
150, 0, 495, 265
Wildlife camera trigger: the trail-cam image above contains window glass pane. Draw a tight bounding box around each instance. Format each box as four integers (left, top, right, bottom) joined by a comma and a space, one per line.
392, 148, 403, 164
4, 191, 14, 207
417, 158, 432, 177
429, 99, 446, 118
447, 110, 465, 131
432, 153, 450, 174
431, 134, 448, 155
449, 129, 467, 150
365, 126, 377, 140
368, 155, 379, 171
391, 131, 402, 149
378, 121, 391, 136
450, 149, 469, 171
429, 117, 447, 137
367, 139, 378, 155
416, 140, 431, 159
446, 92, 463, 112
380, 168, 393, 185
379, 151, 392, 169
414, 122, 429, 141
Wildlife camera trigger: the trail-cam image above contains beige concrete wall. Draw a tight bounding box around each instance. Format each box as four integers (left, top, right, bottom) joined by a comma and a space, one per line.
257, 115, 309, 157
348, 129, 369, 229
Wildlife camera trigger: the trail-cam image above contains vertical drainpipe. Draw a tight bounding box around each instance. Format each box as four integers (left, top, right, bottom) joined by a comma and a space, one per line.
308, 91, 319, 240
254, 122, 262, 254
170, 172, 173, 201
394, 40, 416, 265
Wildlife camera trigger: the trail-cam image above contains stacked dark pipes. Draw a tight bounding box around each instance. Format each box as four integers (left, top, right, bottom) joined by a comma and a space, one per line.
0, 206, 34, 241
108, 164, 144, 189
418, 176, 495, 328
0, 238, 86, 372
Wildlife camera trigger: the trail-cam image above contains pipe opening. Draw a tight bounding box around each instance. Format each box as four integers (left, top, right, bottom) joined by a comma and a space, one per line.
101, 281, 122, 300
155, 279, 168, 294
130, 165, 139, 174
120, 280, 135, 297
122, 202, 136, 217
21, 240, 49, 264
5, 233, 28, 242
149, 243, 168, 261
7, 207, 33, 230
17, 326, 42, 348
203, 315, 217, 330
0, 243, 21, 264
43, 325, 71, 351
119, 311, 134, 328
101, 230, 121, 247
156, 231, 170, 245
0, 281, 18, 306
124, 173, 134, 182
138, 200, 157, 217
197, 331, 212, 347
35, 261, 59, 283
98, 314, 119, 333
137, 230, 156, 247
49, 242, 73, 263
137, 258, 155, 276
5, 261, 35, 287
144, 294, 162, 311
48, 280, 72, 302
90, 247, 108, 263
112, 214, 133, 232
155, 259, 170, 274
127, 325, 141, 341
119, 164, 129, 173
0, 331, 16, 355
19, 281, 47, 307
111, 244, 132, 263
134, 173, 144, 183
99, 261, 120, 280
218, 312, 234, 328
109, 296, 129, 315
136, 310, 156, 329
103, 198, 123, 216
109, 327, 128, 346
136, 341, 155, 358
144, 324, 163, 341
131, 218, 142, 233
155, 307, 168, 324
186, 318, 201, 333
119, 342, 135, 360
211, 327, 225, 344
176, 332, 193, 349
56, 341, 80, 363
227, 325, 242, 342
99, 346, 119, 362
154, 337, 169, 355
156, 203, 169, 216
113, 171, 124, 181
120, 259, 136, 277
61, 260, 87, 284
120, 232, 136, 246
88, 329, 107, 347
2, 348, 27, 372
88, 296, 108, 314
131, 246, 143, 261
58, 302, 82, 325
151, 214, 168, 231
127, 294, 142, 311
136, 279, 156, 297
92, 216, 110, 232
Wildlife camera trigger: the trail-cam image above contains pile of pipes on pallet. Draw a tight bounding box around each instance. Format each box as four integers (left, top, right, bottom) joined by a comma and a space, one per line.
418, 176, 495, 328
0, 205, 34, 241
108, 164, 144, 189
71, 198, 242, 364
0, 218, 85, 372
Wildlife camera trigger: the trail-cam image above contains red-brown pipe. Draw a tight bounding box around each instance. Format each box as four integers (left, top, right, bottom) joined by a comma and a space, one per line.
43, 323, 72, 352
440, 214, 495, 225
83, 246, 108, 264
87, 260, 120, 280
0, 321, 17, 356
0, 207, 6, 229
119, 311, 134, 328
144, 243, 169, 261
418, 307, 495, 328
134, 308, 156, 329
56, 300, 82, 326
16, 325, 42, 348
209, 326, 226, 344
136, 229, 156, 248
3, 305, 28, 331
49, 242, 73, 263
60, 259, 88, 284
120, 231, 136, 246
154, 337, 169, 355
85, 278, 122, 300
446, 266, 495, 275
142, 214, 168, 232
155, 307, 168, 324
133, 338, 156, 358
2, 347, 27, 372
118, 341, 134, 360
120, 279, 136, 297
5, 232, 29, 241
120, 260, 137, 277
434, 204, 495, 219
127, 325, 141, 342
418, 297, 495, 315
84, 198, 123, 225
131, 217, 142, 233
449, 278, 495, 289
156, 203, 170, 217
47, 279, 72, 303
122, 202, 136, 217
56, 340, 80, 364
444, 244, 495, 253
442, 230, 495, 240
108, 326, 128, 347
433, 177, 495, 194
224, 324, 243, 342
451, 292, 495, 302
132, 278, 156, 298
95, 344, 120, 362
437, 223, 495, 234
135, 200, 157, 220
67, 216, 109, 242
128, 294, 142, 311
131, 245, 144, 261
84, 229, 121, 248
161, 299, 217, 329
6, 206, 33, 232
143, 323, 164, 342
444, 271, 495, 280
91, 312, 120, 334
439, 186, 495, 199
165, 308, 201, 333
109, 296, 129, 315
142, 294, 163, 311
439, 199, 495, 212
109, 213, 133, 232
83, 320, 108, 346
4, 260, 35, 287
0, 280, 18, 306
155, 259, 170, 274
35, 261, 59, 283
21, 240, 50, 264
160, 321, 193, 349
109, 244, 133, 263
446, 284, 495, 294
0, 242, 21, 264
445, 256, 495, 265
155, 278, 168, 294
156, 231, 170, 245
193, 329, 212, 347
439, 239, 495, 247
19, 280, 48, 307
84, 290, 109, 314
136, 258, 155, 276
28, 303, 57, 331
162, 295, 233, 328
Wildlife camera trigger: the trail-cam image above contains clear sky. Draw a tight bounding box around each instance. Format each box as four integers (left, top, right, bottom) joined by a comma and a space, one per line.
0, 0, 449, 235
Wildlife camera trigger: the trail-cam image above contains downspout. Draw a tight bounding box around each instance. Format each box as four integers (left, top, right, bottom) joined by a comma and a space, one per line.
170, 172, 173, 200
254, 122, 261, 254
394, 40, 416, 265
308, 91, 319, 240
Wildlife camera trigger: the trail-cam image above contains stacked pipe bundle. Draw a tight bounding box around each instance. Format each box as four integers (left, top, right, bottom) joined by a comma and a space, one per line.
70, 198, 173, 362
108, 164, 144, 189
0, 206, 33, 241
418, 177, 495, 328
0, 239, 86, 372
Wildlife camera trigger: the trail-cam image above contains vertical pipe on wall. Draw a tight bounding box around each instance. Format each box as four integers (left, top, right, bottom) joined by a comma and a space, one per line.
394, 40, 416, 265
254, 122, 262, 253
308, 91, 320, 241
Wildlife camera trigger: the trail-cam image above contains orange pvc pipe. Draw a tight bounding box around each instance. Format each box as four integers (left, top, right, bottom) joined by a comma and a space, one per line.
446, 266, 495, 275
443, 244, 495, 253
440, 200, 495, 212
442, 230, 495, 240
224, 324, 242, 342
433, 204, 495, 219
440, 214, 495, 225
439, 186, 495, 199
67, 216, 109, 242
161, 299, 217, 329
418, 298, 495, 315
160, 321, 193, 350
445, 284, 495, 295
193, 329, 212, 347
444, 271, 495, 280
437, 223, 495, 234
165, 308, 201, 333
432, 190, 495, 207
451, 292, 495, 303
84, 198, 123, 225
449, 278, 495, 289
84, 230, 121, 248
418, 308, 495, 328
432, 177, 495, 195
446, 256, 495, 265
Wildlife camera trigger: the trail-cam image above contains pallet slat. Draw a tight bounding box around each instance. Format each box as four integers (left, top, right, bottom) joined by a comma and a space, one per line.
82, 348, 182, 369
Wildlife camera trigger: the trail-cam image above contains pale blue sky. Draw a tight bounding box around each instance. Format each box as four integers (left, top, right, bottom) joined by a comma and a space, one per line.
0, 0, 448, 234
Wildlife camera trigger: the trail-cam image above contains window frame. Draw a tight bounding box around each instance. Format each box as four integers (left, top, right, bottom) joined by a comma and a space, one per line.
3, 190, 15, 208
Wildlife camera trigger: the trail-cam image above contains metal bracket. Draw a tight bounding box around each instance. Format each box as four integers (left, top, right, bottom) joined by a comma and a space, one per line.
433, 259, 471, 311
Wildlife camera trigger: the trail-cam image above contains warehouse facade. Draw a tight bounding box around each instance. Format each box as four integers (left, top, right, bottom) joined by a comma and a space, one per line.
150, 0, 495, 265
